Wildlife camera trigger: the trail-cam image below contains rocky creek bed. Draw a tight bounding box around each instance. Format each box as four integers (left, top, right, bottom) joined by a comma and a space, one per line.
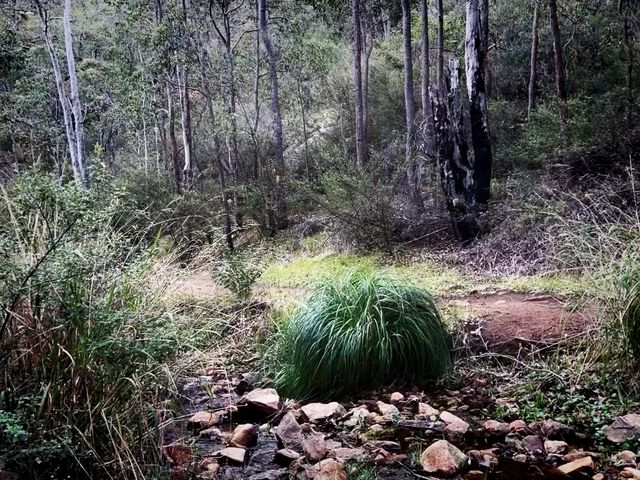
161, 369, 640, 480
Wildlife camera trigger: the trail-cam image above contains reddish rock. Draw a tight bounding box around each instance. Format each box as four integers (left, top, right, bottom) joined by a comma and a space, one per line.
216, 447, 247, 464
306, 458, 347, 480
421, 439, 468, 476
390, 392, 405, 403
188, 411, 223, 429
544, 440, 568, 455
509, 419, 528, 433
162, 444, 192, 465
243, 388, 280, 415
230, 423, 258, 448
303, 434, 327, 462
275, 412, 304, 451
301, 402, 347, 423
483, 420, 509, 437
275, 448, 301, 465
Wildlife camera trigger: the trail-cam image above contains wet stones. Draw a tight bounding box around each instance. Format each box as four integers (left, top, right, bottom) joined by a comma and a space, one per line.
301, 402, 347, 423
230, 423, 259, 448
188, 410, 224, 430
243, 388, 281, 416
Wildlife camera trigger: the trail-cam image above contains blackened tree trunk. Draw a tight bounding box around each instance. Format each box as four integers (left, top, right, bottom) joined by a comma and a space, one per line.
352, 0, 367, 165
420, 0, 431, 118
433, 58, 478, 244
436, 0, 445, 94
465, 0, 492, 205
402, 0, 419, 201
259, 0, 288, 230
619, 0, 635, 126
548, 0, 569, 133
527, 0, 540, 118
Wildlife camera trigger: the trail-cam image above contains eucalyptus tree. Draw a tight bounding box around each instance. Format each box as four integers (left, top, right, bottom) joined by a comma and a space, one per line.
548, 0, 569, 134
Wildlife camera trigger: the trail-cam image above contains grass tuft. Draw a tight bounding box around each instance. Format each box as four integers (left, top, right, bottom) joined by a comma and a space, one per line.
273, 270, 450, 399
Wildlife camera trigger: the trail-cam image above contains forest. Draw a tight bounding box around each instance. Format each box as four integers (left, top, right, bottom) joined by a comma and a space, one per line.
0, 0, 639, 478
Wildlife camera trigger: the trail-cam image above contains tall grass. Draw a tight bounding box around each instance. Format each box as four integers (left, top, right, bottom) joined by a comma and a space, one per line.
273, 270, 450, 399
0, 169, 200, 478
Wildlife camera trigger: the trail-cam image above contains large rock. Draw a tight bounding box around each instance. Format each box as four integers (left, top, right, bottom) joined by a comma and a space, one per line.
377, 401, 400, 418
541, 419, 574, 439
275, 412, 303, 451
303, 434, 327, 462
187, 411, 223, 430
544, 440, 568, 455
421, 440, 468, 476
306, 459, 347, 480
605, 414, 640, 443
243, 388, 280, 416
301, 402, 347, 423
418, 403, 440, 418
274, 448, 301, 465
230, 423, 258, 448
483, 420, 509, 437
330, 447, 367, 463
216, 447, 247, 464
522, 435, 545, 457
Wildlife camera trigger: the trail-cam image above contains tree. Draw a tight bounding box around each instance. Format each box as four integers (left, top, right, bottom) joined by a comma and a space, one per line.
258, 0, 288, 230
402, 0, 419, 201
465, 0, 492, 205
436, 0, 445, 94
527, 0, 540, 118
548, 0, 569, 133
35, 0, 89, 187
352, 0, 367, 166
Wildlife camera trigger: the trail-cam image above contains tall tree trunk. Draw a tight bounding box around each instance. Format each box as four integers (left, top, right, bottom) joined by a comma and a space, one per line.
352, 0, 367, 166
465, 0, 492, 205
402, 0, 419, 201
433, 57, 478, 244
259, 0, 288, 230
63, 0, 88, 187
177, 65, 193, 187
527, 0, 540, 118
253, 0, 261, 179
619, 0, 635, 127
166, 78, 182, 193
420, 0, 431, 117
436, 0, 445, 94
363, 35, 373, 154
548, 0, 569, 134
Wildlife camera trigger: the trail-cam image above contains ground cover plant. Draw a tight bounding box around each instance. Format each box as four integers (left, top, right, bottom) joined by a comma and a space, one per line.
273, 270, 451, 399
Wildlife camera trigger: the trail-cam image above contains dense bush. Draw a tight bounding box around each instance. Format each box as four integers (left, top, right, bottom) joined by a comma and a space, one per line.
0, 169, 193, 478
274, 270, 450, 399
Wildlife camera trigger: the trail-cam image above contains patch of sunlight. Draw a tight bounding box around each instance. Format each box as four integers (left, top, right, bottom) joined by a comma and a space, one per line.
495, 273, 586, 296
261, 252, 379, 288
392, 261, 472, 295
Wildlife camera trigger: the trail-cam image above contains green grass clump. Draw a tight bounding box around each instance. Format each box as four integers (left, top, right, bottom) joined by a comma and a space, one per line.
274, 270, 451, 399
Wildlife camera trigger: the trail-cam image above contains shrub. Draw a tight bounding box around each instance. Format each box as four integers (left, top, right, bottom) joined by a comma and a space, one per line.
273, 270, 450, 399
212, 253, 263, 299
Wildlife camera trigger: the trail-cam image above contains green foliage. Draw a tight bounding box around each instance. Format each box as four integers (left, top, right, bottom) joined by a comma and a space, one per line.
211, 253, 263, 299
273, 270, 450, 399
0, 169, 201, 478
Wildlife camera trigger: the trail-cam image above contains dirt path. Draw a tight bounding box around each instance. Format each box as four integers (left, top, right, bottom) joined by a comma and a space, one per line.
174, 273, 594, 352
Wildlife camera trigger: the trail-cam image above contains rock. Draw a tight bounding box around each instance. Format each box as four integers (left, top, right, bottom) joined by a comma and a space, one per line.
199, 457, 219, 473
303, 434, 327, 462
421, 439, 468, 476
513, 454, 528, 463
542, 419, 574, 439
188, 411, 223, 429
162, 444, 192, 465
365, 440, 402, 452
390, 392, 405, 403
505, 433, 525, 453
301, 402, 347, 423
199, 426, 226, 440
613, 450, 638, 468
556, 456, 594, 475
418, 403, 440, 418
522, 435, 545, 457
440, 411, 465, 425
330, 447, 367, 463
465, 471, 485, 480
483, 420, 509, 437
306, 459, 347, 480
621, 467, 640, 479
372, 449, 407, 465
243, 388, 280, 415
509, 419, 528, 433
343, 406, 370, 427
592, 474, 604, 480
275, 412, 304, 451
325, 440, 342, 450
230, 423, 258, 448
377, 401, 400, 418
275, 448, 301, 465
544, 440, 568, 455
467, 448, 499, 470
217, 447, 247, 464
605, 414, 640, 443
369, 424, 384, 434
445, 420, 469, 440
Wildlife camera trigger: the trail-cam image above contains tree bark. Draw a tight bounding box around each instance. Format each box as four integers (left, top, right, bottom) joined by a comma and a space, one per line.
352, 0, 367, 166
35, 0, 88, 187
166, 77, 182, 193
402, 0, 420, 201
619, 0, 635, 127
465, 0, 492, 205
420, 0, 431, 118
548, 0, 569, 134
436, 0, 445, 94
433, 57, 478, 244
176, 65, 193, 187
527, 0, 540, 118
259, 0, 288, 230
